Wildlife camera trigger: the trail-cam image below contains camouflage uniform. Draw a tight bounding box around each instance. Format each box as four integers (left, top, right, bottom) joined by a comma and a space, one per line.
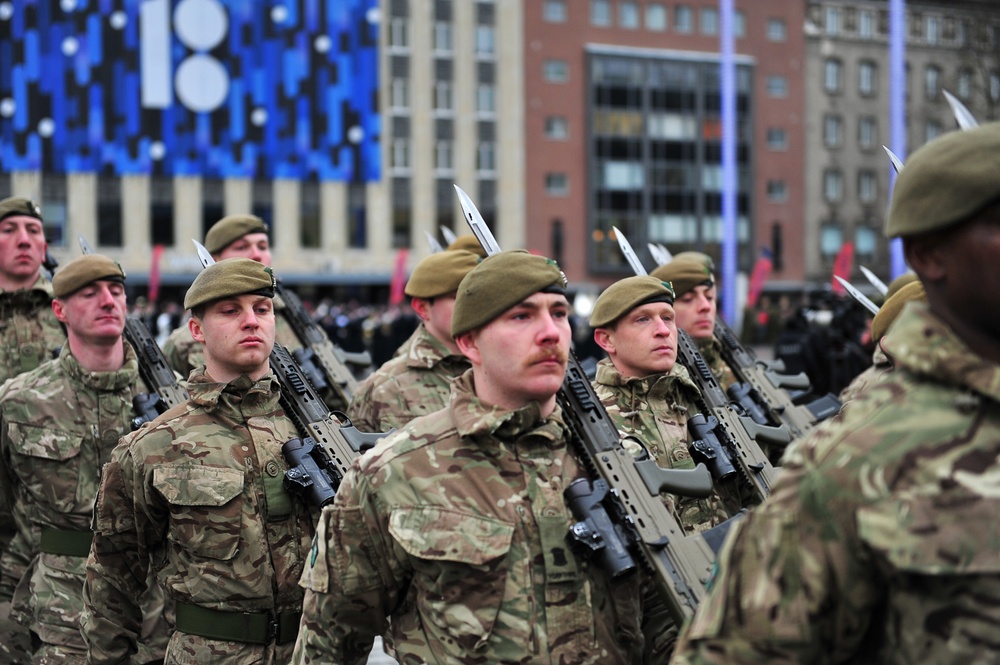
345, 323, 470, 433
671, 302, 1000, 664
0, 344, 166, 664
0, 275, 65, 387
82, 369, 317, 665
293, 371, 648, 665
837, 343, 892, 404
697, 336, 737, 392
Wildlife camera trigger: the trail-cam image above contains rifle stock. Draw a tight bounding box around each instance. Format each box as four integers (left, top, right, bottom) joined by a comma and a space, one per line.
123, 317, 189, 430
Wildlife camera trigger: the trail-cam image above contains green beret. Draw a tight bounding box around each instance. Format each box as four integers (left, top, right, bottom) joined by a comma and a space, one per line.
589, 275, 675, 328
52, 254, 126, 299
184, 258, 276, 310
886, 123, 1000, 238
871, 281, 926, 341
884, 272, 918, 300
446, 234, 488, 258
204, 214, 269, 254
405, 250, 481, 299
451, 250, 567, 338
671, 251, 716, 273
650, 257, 714, 298
0, 196, 43, 223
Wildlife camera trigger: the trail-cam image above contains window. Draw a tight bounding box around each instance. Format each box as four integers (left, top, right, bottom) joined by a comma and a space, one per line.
856, 226, 877, 260
391, 78, 410, 109
734, 10, 746, 37
619, 1, 639, 29
767, 18, 786, 41
434, 80, 453, 112
858, 116, 877, 149
767, 127, 787, 150
476, 25, 494, 55
476, 84, 495, 114
824, 169, 843, 202
858, 61, 877, 96
435, 141, 453, 172
647, 3, 667, 31
859, 10, 875, 38
477, 142, 496, 172
858, 170, 877, 203
389, 17, 409, 48
434, 22, 453, 52
958, 68, 973, 99
700, 7, 718, 35
676, 5, 692, 33
924, 64, 940, 99
601, 162, 644, 189
767, 179, 788, 202
824, 114, 843, 148
391, 139, 410, 170
591, 0, 610, 26
824, 59, 843, 94
543, 0, 566, 23
926, 15, 939, 44
545, 116, 568, 139
545, 172, 569, 195
767, 75, 788, 97
825, 7, 840, 35
821, 224, 843, 257
992, 71, 1000, 102
925, 119, 943, 143
544, 59, 568, 82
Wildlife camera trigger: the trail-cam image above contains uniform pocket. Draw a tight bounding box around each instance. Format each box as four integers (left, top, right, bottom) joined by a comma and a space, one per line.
152, 466, 244, 561
7, 424, 83, 513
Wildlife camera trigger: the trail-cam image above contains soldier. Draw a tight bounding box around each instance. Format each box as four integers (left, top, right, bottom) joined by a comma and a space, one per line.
345, 249, 479, 432
82, 258, 318, 664
0, 255, 166, 664
161, 214, 301, 379
670, 123, 1000, 664
651, 256, 737, 391
445, 232, 488, 258
292, 250, 650, 664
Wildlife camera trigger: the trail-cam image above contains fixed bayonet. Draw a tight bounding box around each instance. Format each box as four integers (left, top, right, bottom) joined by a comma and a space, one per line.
834, 276, 880, 315
648, 243, 672, 266
943, 89, 979, 131
883, 145, 905, 174
79, 235, 96, 255
454, 185, 502, 256
193, 239, 215, 269
612, 227, 648, 276
425, 231, 444, 254
859, 266, 888, 296
440, 225, 458, 246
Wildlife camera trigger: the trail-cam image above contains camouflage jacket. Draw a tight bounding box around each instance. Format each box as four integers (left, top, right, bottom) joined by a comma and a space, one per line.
0, 274, 65, 385
671, 302, 1000, 665
838, 343, 892, 404
593, 359, 733, 534
293, 370, 648, 665
345, 323, 470, 433
698, 336, 737, 392
0, 344, 139, 648
162, 295, 301, 380
82, 370, 317, 665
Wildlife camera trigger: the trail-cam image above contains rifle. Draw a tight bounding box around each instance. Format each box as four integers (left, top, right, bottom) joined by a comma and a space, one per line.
455, 184, 725, 624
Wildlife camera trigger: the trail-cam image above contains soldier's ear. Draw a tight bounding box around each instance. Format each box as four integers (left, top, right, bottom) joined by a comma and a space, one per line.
189, 316, 206, 343
593, 328, 615, 355
454, 330, 480, 364
51, 298, 68, 324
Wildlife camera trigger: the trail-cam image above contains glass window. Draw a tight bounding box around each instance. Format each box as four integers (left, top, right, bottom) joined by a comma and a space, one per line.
824, 59, 843, 93
477, 84, 495, 114
544, 59, 569, 82
824, 169, 843, 202
958, 69, 972, 99
391, 139, 410, 170
859, 10, 875, 38
700, 7, 718, 35
434, 80, 453, 111
858, 170, 877, 203
926, 16, 939, 44
825, 7, 840, 35
925, 64, 940, 99
925, 119, 943, 143
434, 22, 453, 52
476, 25, 495, 55
824, 114, 843, 148
546, 172, 569, 195
676, 5, 692, 33
391, 78, 410, 109
992, 71, 1000, 101
602, 161, 644, 189
767, 75, 788, 97
821, 224, 843, 257
435, 141, 453, 172
767, 127, 787, 150
734, 10, 746, 37
647, 113, 697, 139
619, 1, 639, 29
859, 61, 877, 96
647, 3, 667, 31
390, 17, 409, 48
591, 0, 611, 26
477, 142, 496, 172
856, 226, 877, 259
858, 116, 877, 149
767, 18, 786, 41
767, 179, 788, 202
544, 0, 567, 23
545, 116, 569, 139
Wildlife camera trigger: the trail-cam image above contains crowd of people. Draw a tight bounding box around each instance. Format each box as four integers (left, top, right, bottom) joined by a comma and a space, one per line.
0, 120, 997, 665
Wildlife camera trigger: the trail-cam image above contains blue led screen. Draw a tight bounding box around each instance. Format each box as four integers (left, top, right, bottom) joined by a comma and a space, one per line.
0, 0, 380, 181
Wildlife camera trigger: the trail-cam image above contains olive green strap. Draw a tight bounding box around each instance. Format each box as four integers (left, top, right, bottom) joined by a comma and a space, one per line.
39, 528, 93, 557
174, 602, 301, 645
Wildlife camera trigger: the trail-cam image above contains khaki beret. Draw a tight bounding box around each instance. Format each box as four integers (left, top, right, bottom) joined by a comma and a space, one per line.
204, 214, 269, 254
184, 257, 276, 310
52, 254, 126, 299
405, 250, 481, 299
871, 281, 926, 341
451, 250, 567, 338
671, 251, 716, 273
886, 123, 1000, 238
650, 257, 714, 298
589, 275, 676, 328
0, 196, 43, 223
446, 234, 488, 258
884, 272, 918, 300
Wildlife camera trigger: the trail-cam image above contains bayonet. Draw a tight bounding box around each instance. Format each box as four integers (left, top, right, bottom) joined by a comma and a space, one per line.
79, 235, 95, 255
440, 225, 458, 246
425, 231, 444, 254
943, 89, 979, 131
859, 266, 888, 296
454, 185, 502, 256
648, 243, 673, 266
834, 276, 880, 315
883, 146, 905, 174
193, 240, 215, 269
612, 226, 648, 276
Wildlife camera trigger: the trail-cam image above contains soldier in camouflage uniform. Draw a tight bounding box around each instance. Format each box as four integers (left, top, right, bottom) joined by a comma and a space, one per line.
346, 250, 479, 432
670, 122, 1000, 665
0, 255, 166, 664
161, 214, 301, 380
82, 258, 318, 664
293, 250, 652, 664
652, 256, 737, 391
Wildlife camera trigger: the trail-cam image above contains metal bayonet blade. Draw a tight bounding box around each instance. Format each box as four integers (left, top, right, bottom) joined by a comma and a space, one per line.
648, 243, 672, 266
193, 240, 216, 268
440, 225, 458, 246
78, 234, 95, 255
611, 227, 648, 276
883, 145, 905, 174
424, 231, 444, 253
943, 90, 979, 131
453, 184, 501, 257
859, 266, 888, 296
834, 276, 879, 315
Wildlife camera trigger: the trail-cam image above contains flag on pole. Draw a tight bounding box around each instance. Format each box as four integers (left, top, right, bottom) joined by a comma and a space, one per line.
389, 248, 410, 305
831, 241, 855, 295
746, 247, 773, 308
149, 244, 164, 303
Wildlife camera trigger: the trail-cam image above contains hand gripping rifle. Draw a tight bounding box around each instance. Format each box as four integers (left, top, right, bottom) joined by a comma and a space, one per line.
455, 185, 720, 624
192, 242, 389, 507
78, 236, 189, 429
611, 228, 782, 504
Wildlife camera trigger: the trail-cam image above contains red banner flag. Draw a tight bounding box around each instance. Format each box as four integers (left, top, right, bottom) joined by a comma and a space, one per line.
831, 241, 855, 295
389, 248, 410, 305
746, 248, 773, 308
149, 244, 164, 304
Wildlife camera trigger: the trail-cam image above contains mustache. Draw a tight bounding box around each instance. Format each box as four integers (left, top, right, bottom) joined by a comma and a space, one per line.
525, 348, 568, 365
